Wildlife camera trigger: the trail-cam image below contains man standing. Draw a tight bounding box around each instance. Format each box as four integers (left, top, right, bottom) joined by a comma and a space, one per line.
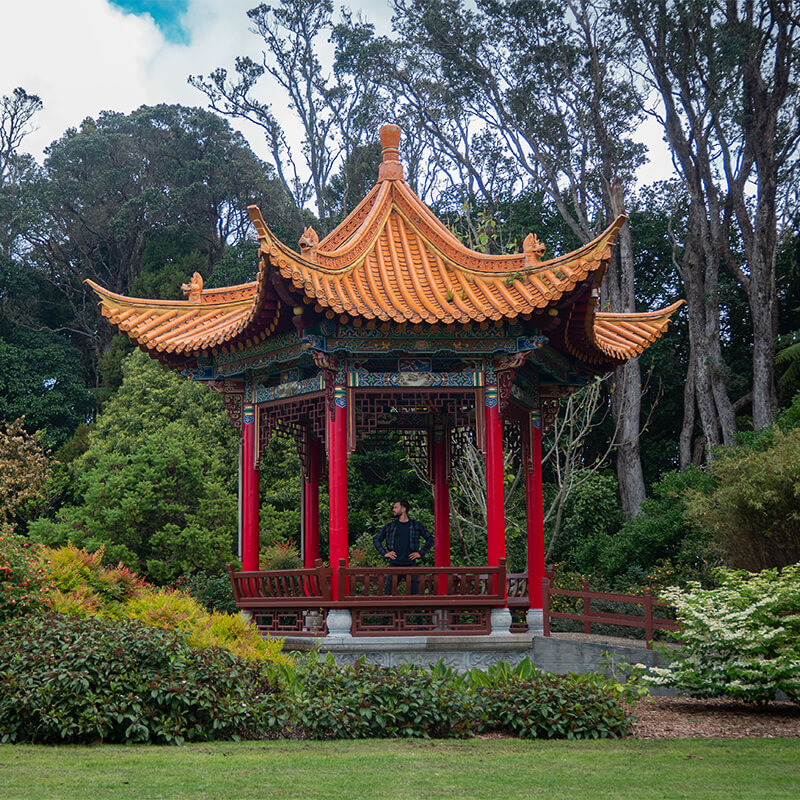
373, 499, 433, 594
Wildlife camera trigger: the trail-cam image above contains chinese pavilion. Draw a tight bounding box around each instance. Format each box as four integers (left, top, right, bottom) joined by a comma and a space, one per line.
87, 124, 682, 637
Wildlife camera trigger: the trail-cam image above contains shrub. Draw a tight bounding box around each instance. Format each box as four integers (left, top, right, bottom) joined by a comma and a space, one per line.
47, 544, 287, 663
640, 565, 800, 704
598, 467, 716, 588
259, 540, 302, 570
121, 587, 286, 662
0, 526, 53, 620
685, 428, 800, 571
27, 350, 239, 584
0, 418, 50, 528
548, 472, 623, 573
0, 614, 278, 744
173, 570, 236, 614
267, 656, 476, 739
474, 670, 633, 739
48, 544, 146, 605
259, 656, 633, 740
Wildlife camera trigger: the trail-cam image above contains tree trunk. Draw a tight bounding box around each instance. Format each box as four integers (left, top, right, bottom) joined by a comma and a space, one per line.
606, 178, 647, 518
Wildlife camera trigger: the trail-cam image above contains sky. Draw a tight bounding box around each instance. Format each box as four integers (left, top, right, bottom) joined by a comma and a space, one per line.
1, 0, 670, 186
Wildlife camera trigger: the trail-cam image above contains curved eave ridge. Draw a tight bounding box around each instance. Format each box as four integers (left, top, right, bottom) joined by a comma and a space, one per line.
593, 300, 686, 361
247, 188, 627, 325
84, 278, 275, 356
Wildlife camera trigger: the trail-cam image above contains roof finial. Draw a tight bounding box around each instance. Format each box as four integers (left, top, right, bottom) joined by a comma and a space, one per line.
523, 233, 547, 267
299, 226, 319, 261
378, 124, 404, 181
181, 272, 204, 303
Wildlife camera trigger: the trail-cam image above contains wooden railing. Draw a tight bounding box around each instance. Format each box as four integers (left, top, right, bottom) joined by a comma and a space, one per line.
228, 565, 680, 643
339, 561, 505, 601
338, 559, 506, 636
227, 560, 508, 637
227, 562, 333, 637
541, 578, 680, 649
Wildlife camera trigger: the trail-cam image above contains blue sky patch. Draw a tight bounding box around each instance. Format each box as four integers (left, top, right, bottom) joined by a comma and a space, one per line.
109, 0, 190, 44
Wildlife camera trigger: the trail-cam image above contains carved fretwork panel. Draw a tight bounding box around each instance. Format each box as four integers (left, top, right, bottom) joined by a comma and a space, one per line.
503, 420, 522, 468
206, 380, 245, 430
222, 394, 243, 430
257, 396, 326, 472
493, 351, 531, 416
352, 390, 477, 443
541, 398, 561, 435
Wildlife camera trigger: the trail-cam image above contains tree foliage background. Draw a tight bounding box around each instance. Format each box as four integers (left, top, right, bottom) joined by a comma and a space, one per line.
1, 0, 799, 587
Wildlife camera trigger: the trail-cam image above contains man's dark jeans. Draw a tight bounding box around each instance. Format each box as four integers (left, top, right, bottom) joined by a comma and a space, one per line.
383, 560, 420, 595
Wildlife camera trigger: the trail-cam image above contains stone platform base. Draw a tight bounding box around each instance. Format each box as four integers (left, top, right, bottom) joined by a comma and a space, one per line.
281, 632, 676, 686
283, 634, 534, 671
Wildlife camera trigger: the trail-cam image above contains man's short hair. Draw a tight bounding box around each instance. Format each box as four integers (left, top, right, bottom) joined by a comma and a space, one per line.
396, 499, 410, 513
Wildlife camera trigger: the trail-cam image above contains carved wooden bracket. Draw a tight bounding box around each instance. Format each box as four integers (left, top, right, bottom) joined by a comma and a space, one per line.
493, 352, 531, 414
207, 380, 244, 430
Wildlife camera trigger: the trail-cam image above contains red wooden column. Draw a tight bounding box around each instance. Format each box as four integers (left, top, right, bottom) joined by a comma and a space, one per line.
432, 425, 451, 593
524, 412, 546, 615
303, 435, 321, 568
241, 403, 260, 572
327, 385, 349, 600
484, 386, 506, 582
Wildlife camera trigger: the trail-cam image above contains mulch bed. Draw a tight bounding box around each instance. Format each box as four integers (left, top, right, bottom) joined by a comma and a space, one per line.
631, 696, 800, 739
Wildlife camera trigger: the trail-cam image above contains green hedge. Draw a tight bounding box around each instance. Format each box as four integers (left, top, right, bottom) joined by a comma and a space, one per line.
258, 657, 633, 740
0, 615, 633, 744
0, 614, 277, 745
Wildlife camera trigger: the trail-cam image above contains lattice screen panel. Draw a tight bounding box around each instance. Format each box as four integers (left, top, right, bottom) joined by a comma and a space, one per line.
352, 390, 477, 441
257, 395, 326, 470
252, 608, 327, 636
351, 607, 490, 635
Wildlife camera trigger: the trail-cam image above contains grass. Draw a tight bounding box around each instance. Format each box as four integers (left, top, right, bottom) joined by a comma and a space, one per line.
2, 739, 799, 800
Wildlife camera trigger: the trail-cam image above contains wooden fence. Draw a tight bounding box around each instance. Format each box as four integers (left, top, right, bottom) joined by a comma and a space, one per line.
541, 578, 680, 649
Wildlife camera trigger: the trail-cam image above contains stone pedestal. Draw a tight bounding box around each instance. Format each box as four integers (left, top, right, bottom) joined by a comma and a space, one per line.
325, 608, 352, 638
489, 607, 513, 636
526, 608, 544, 635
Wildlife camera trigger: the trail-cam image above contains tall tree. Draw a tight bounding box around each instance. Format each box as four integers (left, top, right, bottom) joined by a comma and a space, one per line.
622, 0, 800, 445
190, 1, 385, 231
19, 104, 292, 378
343, 0, 650, 515
0, 87, 42, 189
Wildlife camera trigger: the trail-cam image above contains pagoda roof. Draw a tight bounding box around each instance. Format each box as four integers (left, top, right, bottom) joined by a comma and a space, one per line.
84, 277, 279, 357
86, 124, 684, 369
249, 178, 625, 326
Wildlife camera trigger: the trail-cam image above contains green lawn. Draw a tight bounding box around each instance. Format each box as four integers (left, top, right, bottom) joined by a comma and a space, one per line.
2, 739, 799, 800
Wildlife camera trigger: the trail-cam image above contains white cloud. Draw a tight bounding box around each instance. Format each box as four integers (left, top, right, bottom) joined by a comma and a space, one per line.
1, 0, 163, 156
1, 0, 672, 187
0, 0, 283, 160
1, 0, 393, 169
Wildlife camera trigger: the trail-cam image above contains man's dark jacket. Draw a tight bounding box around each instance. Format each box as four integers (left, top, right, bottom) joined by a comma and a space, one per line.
373, 519, 433, 560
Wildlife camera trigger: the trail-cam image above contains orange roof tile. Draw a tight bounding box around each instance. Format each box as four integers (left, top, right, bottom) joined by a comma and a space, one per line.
248, 173, 625, 325
84, 277, 279, 357
593, 301, 686, 361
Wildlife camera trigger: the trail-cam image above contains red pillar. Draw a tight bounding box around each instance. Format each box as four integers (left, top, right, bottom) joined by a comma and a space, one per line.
303, 436, 321, 568
484, 388, 506, 580
328, 387, 348, 599
525, 415, 546, 609
432, 425, 451, 593
241, 403, 260, 572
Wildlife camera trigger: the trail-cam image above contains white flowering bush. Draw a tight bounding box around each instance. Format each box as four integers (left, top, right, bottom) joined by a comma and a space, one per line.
640, 564, 800, 704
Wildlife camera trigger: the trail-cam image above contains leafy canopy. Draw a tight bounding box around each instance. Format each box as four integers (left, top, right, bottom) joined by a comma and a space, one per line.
29, 350, 240, 583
